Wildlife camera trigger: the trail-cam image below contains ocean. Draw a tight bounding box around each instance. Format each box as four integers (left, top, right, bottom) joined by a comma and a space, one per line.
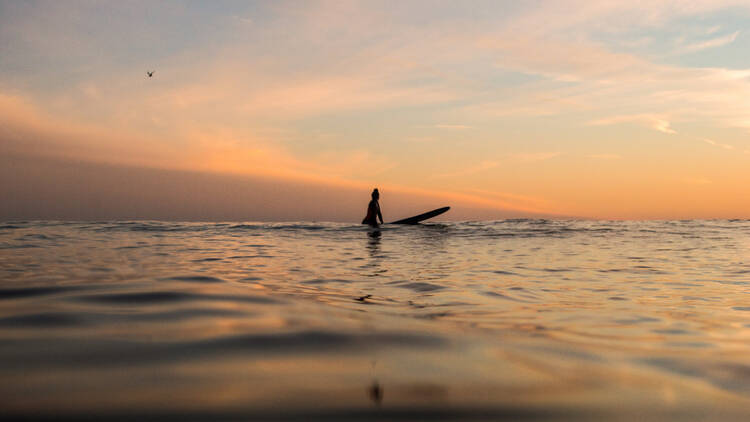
1, 220, 749, 420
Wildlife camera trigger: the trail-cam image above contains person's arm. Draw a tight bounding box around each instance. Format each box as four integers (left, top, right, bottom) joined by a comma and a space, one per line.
377, 204, 383, 224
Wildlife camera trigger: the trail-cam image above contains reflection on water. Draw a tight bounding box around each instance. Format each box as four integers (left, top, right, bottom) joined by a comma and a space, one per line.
369, 380, 383, 406
1, 220, 750, 420
366, 229, 382, 261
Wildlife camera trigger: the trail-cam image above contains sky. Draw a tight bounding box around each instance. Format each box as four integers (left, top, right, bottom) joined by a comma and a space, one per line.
2, 0, 750, 220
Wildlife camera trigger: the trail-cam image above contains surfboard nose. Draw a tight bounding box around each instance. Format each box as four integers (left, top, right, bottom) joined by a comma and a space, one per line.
390, 207, 450, 225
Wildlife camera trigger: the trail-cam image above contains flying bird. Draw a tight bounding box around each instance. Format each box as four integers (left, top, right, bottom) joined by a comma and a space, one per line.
146, 71, 154, 78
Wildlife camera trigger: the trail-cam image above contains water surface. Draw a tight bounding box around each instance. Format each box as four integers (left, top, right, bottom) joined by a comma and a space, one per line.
1, 220, 749, 420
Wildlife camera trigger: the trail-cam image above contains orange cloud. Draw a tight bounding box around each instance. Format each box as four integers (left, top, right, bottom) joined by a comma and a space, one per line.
0, 90, 562, 218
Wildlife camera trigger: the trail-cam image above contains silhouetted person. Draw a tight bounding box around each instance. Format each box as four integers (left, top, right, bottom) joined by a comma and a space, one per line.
362, 188, 383, 226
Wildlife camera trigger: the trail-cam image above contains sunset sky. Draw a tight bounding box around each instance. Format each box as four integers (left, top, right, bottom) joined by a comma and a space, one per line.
2, 0, 750, 220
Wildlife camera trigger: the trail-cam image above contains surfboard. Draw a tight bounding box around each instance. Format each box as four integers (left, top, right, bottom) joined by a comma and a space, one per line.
390, 207, 450, 225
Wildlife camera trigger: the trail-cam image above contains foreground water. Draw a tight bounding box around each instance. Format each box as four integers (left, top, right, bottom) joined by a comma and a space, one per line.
0, 220, 749, 420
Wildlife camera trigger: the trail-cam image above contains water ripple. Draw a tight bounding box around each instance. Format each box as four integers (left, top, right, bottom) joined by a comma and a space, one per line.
75, 291, 279, 305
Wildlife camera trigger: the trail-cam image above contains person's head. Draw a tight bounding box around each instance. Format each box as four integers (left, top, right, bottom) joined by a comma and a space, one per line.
371, 188, 379, 200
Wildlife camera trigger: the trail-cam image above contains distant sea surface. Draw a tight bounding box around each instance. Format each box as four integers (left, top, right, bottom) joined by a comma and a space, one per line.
1, 220, 749, 420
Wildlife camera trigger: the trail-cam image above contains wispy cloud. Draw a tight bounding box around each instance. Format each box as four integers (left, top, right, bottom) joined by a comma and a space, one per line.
472, 4, 750, 134
705, 25, 722, 35
588, 115, 677, 134
702, 138, 734, 150
680, 31, 740, 53
653, 119, 677, 134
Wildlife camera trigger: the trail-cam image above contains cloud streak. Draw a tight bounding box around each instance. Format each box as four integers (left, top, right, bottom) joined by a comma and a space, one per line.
588, 115, 677, 134
702, 138, 734, 150
680, 31, 740, 53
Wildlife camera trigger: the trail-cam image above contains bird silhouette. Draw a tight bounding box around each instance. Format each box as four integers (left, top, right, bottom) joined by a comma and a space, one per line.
146, 71, 154, 78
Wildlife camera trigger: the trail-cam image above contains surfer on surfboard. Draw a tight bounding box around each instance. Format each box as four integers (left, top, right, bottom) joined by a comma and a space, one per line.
362, 188, 384, 226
